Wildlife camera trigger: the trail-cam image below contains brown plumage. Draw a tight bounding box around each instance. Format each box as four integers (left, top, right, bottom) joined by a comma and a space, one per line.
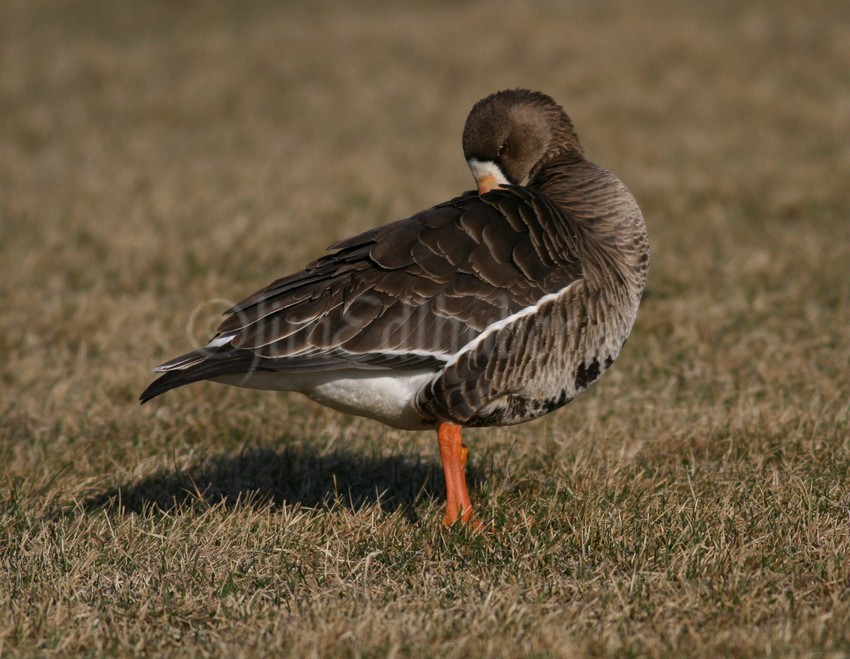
141, 89, 649, 527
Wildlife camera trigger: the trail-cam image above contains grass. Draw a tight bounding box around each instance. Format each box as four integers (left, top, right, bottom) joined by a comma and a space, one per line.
2, 0, 850, 655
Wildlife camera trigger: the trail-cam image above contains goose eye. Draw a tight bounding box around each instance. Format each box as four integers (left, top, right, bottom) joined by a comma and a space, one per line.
498, 141, 508, 157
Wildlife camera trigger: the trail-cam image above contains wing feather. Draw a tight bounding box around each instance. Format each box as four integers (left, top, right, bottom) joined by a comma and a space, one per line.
145, 186, 584, 396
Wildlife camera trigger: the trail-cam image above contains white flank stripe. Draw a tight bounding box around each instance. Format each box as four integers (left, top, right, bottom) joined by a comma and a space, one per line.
207, 333, 236, 348
204, 331, 450, 367
444, 281, 579, 368
369, 348, 451, 362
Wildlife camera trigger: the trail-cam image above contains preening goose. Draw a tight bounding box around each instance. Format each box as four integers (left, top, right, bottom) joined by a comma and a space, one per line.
141, 89, 650, 528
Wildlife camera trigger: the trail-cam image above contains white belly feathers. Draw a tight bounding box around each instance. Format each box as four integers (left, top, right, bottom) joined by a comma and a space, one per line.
213, 369, 437, 430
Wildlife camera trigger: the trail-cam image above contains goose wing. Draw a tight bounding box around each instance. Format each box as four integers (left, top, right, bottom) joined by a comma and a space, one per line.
140, 187, 582, 401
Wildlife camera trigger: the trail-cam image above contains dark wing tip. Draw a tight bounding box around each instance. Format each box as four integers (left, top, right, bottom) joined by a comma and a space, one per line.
138, 347, 224, 404
139, 371, 187, 404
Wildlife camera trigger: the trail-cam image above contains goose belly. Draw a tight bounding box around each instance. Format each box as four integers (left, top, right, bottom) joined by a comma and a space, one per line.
213, 369, 437, 430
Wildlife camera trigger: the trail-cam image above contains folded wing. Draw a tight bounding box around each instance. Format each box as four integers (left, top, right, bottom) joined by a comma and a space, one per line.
140, 187, 583, 402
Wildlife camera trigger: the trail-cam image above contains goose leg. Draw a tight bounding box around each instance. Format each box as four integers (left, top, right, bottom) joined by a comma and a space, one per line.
437, 421, 475, 526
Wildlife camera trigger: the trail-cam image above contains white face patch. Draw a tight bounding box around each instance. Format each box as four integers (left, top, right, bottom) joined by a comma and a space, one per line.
467, 158, 510, 193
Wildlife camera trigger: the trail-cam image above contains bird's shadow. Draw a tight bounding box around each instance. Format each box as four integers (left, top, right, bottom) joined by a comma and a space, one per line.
80, 443, 483, 524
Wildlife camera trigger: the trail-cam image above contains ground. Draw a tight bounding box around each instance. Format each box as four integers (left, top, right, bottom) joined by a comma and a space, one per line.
1, 0, 849, 655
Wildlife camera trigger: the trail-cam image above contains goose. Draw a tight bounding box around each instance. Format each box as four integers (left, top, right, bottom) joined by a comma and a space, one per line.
141, 89, 650, 528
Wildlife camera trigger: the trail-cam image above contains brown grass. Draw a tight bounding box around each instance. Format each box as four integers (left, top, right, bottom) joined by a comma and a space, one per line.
2, 0, 849, 655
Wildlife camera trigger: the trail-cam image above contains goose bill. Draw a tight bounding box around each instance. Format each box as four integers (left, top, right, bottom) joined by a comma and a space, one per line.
468, 158, 510, 194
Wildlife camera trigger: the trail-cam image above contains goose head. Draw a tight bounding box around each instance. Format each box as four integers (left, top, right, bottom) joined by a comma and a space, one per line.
462, 89, 584, 194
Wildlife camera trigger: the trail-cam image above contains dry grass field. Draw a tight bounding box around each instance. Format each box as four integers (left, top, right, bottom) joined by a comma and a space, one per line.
2, 0, 849, 655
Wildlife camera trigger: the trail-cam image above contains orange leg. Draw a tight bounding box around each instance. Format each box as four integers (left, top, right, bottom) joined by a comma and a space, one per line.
437, 422, 475, 527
